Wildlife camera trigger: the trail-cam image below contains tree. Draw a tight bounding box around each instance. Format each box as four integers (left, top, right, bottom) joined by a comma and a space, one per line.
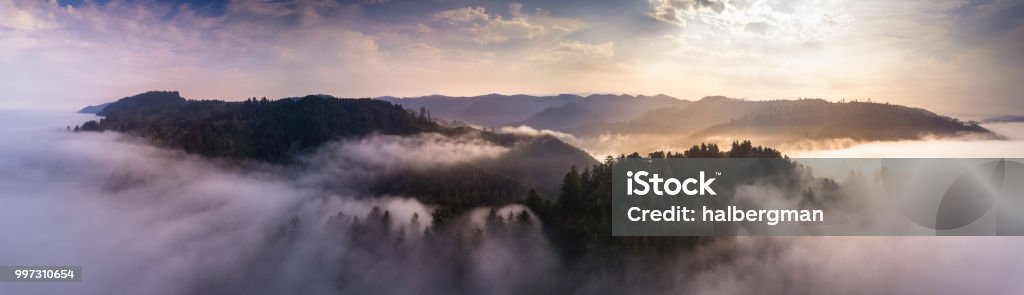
516, 210, 532, 226
80, 120, 101, 132
559, 166, 582, 213
410, 212, 420, 230
484, 208, 505, 235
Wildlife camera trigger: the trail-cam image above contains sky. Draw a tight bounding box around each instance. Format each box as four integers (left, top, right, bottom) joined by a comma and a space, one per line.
0, 0, 1022, 118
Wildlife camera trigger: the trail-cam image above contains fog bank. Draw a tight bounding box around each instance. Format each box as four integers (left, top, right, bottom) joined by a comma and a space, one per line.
790, 123, 1024, 158
2, 111, 1023, 294
0, 111, 550, 294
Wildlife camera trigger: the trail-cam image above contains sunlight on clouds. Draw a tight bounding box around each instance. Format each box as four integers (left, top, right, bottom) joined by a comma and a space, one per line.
650, 0, 853, 43
0, 0, 1020, 117
0, 0, 58, 31
430, 5, 582, 45
635, 0, 864, 100
527, 41, 615, 67
650, 0, 727, 25
435, 7, 491, 23
630, 0, 1024, 118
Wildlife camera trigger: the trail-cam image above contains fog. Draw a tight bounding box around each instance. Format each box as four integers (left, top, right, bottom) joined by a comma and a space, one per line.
666, 122, 1024, 294
531, 122, 1024, 160
790, 123, 1024, 158
0, 111, 551, 294
2, 111, 1023, 294
677, 236, 1024, 294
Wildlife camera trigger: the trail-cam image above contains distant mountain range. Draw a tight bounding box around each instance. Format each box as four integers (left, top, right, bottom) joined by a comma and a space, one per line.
379, 93, 689, 130
79, 91, 998, 158
73, 90, 1001, 209
380, 93, 996, 144
513, 94, 690, 133
379, 94, 580, 127
595, 96, 996, 144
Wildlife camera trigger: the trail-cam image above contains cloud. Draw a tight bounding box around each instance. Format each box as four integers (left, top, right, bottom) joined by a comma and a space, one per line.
0, 0, 60, 31
0, 111, 550, 294
298, 133, 508, 183
0, 0, 602, 109
498, 125, 578, 143
0, 0, 395, 107
789, 138, 1024, 158
432, 6, 548, 45
1, 0, 1022, 119
678, 236, 1024, 294
529, 40, 615, 65
5, 111, 1024, 293
434, 7, 491, 23
744, 21, 773, 35
649, 0, 727, 25
557, 122, 1024, 169
508, 2, 524, 18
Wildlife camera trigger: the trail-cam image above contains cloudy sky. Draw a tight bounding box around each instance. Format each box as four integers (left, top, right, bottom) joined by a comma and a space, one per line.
1, 0, 1021, 118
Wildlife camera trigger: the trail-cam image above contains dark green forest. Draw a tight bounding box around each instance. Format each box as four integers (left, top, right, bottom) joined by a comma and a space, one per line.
76, 91, 853, 292
322, 140, 843, 293
76, 91, 595, 207
84, 91, 440, 162
525, 141, 819, 264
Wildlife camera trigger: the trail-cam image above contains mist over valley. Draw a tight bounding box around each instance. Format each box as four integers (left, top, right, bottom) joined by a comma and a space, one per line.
3, 90, 1023, 293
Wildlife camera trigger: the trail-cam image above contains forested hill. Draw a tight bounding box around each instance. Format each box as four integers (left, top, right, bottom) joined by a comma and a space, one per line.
82, 91, 442, 162
689, 99, 996, 142
380, 93, 581, 127
77, 102, 111, 114
592, 97, 997, 143
75, 91, 597, 205
512, 94, 690, 133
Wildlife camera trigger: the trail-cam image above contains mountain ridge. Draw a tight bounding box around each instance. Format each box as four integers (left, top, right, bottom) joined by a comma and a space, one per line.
512, 94, 691, 133
77, 102, 112, 114
380, 93, 582, 127
590, 96, 997, 144
75, 91, 598, 204
79, 92, 999, 151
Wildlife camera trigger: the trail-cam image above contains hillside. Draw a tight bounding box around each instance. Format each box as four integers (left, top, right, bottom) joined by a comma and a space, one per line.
593, 96, 773, 136
513, 94, 690, 133
77, 102, 111, 114
594, 96, 996, 142
90, 91, 441, 161
77, 91, 597, 204
381, 93, 580, 127
690, 99, 994, 142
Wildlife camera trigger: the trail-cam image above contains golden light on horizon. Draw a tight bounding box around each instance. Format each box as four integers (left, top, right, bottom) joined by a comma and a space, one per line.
0, 0, 1020, 118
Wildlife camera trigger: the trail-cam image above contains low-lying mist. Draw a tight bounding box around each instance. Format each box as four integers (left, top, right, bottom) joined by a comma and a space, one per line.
2, 111, 1023, 294
0, 111, 552, 294
513, 123, 1024, 160
790, 123, 1024, 158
